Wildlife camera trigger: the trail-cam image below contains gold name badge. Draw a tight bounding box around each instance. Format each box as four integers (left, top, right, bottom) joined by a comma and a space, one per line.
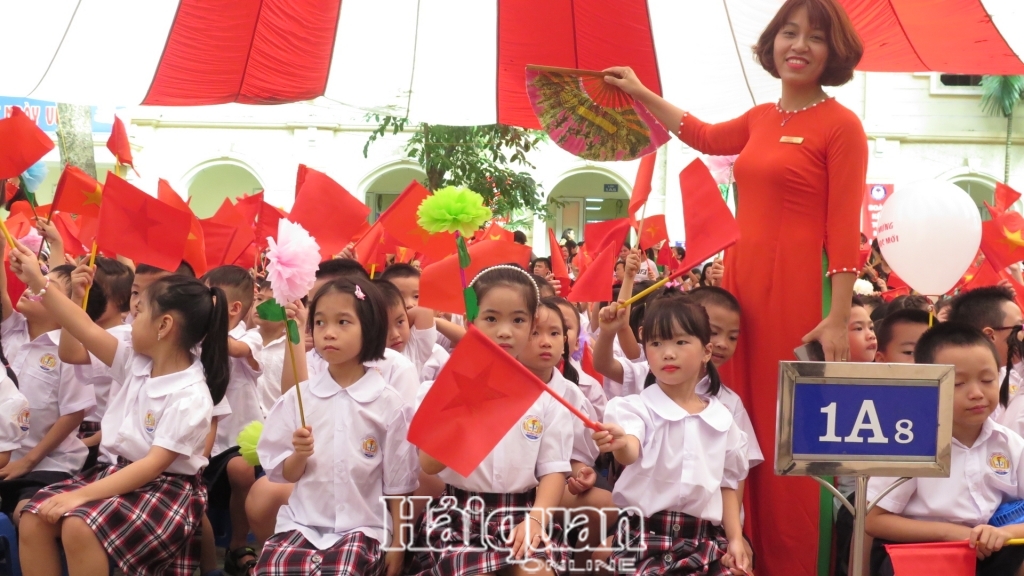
780, 136, 804, 144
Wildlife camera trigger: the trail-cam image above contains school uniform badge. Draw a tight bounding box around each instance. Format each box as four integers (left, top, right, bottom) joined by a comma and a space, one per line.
38, 353, 57, 372
144, 410, 157, 433
990, 453, 1011, 476
17, 408, 29, 432
522, 415, 544, 441
361, 436, 379, 459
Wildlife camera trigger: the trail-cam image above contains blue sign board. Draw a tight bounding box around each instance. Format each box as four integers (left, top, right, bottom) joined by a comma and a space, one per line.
792, 382, 938, 458
0, 97, 114, 134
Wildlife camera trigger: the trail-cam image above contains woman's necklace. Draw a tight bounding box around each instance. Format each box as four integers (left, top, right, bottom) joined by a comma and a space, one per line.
775, 95, 831, 127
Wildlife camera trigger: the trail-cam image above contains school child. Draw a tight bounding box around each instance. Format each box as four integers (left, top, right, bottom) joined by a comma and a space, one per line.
414, 265, 574, 576
0, 260, 95, 526
551, 297, 607, 420
253, 281, 287, 415
58, 257, 134, 470
592, 299, 751, 575
847, 296, 878, 363
254, 278, 418, 576
8, 246, 229, 576
375, 280, 449, 383
201, 265, 265, 575
128, 262, 196, 322
873, 308, 930, 364
866, 322, 1024, 576
0, 368, 28, 471
379, 263, 466, 354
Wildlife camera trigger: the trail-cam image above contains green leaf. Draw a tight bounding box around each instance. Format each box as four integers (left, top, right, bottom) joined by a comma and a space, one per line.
464, 287, 479, 322
286, 319, 301, 345
256, 299, 287, 322
456, 235, 471, 268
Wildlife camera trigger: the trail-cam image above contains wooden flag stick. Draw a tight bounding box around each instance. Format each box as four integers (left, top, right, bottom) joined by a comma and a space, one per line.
0, 218, 15, 249
81, 241, 99, 311
524, 375, 601, 431
286, 330, 306, 427
618, 265, 690, 309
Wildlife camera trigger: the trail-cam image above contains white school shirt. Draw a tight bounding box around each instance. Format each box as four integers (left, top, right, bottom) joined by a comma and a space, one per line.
1, 313, 94, 473
100, 339, 214, 475
996, 362, 1024, 427
614, 359, 764, 468
416, 377, 573, 493
867, 419, 1024, 528
257, 334, 287, 415
569, 358, 607, 421
419, 345, 449, 384
0, 376, 28, 453
307, 347, 420, 406
401, 325, 450, 383
76, 324, 133, 423
546, 370, 600, 467
259, 368, 419, 549
213, 323, 264, 456
606, 385, 749, 523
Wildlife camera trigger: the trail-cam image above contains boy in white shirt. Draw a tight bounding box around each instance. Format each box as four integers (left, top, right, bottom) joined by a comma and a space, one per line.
866, 322, 1024, 576
374, 280, 449, 384
253, 281, 287, 414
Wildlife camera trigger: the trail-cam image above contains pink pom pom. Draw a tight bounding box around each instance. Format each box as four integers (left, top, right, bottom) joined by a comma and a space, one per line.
18, 228, 43, 255
704, 155, 738, 187
265, 220, 321, 306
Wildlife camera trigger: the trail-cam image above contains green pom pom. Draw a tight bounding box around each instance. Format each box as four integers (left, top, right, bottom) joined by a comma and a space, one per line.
417, 187, 492, 236
237, 420, 264, 467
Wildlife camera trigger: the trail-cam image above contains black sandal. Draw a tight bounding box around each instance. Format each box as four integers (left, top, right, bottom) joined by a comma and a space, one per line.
225, 546, 258, 576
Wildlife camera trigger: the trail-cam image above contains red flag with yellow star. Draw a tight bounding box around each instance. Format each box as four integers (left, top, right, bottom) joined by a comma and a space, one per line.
408, 325, 549, 476
477, 221, 514, 244
106, 116, 134, 169
290, 165, 370, 260
52, 165, 103, 219
378, 181, 456, 264
0, 107, 55, 180
980, 206, 1024, 272
97, 174, 190, 271
202, 198, 257, 269
157, 179, 207, 276
548, 228, 571, 297
996, 183, 1022, 214
638, 214, 669, 250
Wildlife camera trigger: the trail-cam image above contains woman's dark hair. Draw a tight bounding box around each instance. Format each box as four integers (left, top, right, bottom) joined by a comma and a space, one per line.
640, 297, 721, 396
753, 0, 863, 87
146, 275, 230, 404
540, 298, 579, 385
307, 278, 387, 364
94, 257, 134, 314
700, 262, 714, 287
0, 337, 16, 388
471, 265, 539, 319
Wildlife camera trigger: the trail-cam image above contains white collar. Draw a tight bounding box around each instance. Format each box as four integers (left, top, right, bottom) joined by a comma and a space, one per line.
308, 367, 386, 403
132, 356, 206, 398
642, 383, 732, 431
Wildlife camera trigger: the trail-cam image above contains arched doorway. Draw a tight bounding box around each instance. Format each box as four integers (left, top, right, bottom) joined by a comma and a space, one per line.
547, 170, 630, 243
363, 165, 427, 222
186, 161, 264, 218
950, 173, 998, 221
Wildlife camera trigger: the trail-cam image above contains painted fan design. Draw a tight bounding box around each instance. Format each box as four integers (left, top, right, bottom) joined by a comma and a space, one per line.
526, 65, 669, 162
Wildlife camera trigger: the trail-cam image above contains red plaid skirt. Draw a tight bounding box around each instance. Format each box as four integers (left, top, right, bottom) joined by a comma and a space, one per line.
254, 530, 384, 576
609, 510, 730, 575
21, 459, 206, 576
409, 485, 570, 576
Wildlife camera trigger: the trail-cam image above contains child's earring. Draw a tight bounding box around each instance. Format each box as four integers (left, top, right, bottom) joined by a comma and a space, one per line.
157, 331, 163, 341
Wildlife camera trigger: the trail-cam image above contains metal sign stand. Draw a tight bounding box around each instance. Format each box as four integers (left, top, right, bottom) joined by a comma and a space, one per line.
813, 476, 910, 575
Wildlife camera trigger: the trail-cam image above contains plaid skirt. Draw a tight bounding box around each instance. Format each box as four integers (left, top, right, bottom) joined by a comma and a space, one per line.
609, 510, 730, 576
21, 459, 206, 576
409, 485, 570, 576
254, 530, 384, 576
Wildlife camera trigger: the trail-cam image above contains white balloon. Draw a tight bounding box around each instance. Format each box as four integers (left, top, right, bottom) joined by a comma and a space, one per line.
876, 180, 981, 295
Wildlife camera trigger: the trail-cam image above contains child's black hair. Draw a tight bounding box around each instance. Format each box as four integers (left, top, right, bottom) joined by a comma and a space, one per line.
851, 294, 864, 308
316, 258, 369, 282
532, 274, 555, 299
202, 265, 255, 318
887, 294, 931, 313
948, 286, 1016, 331
859, 294, 884, 314
472, 265, 539, 319
933, 297, 953, 315
915, 322, 1005, 405
307, 279, 387, 364
875, 308, 930, 352
94, 257, 134, 314
146, 275, 230, 404
547, 296, 582, 334
374, 279, 406, 313
640, 297, 721, 396
539, 298, 579, 384
687, 286, 741, 314
379, 263, 420, 282
136, 261, 194, 278
48, 264, 106, 319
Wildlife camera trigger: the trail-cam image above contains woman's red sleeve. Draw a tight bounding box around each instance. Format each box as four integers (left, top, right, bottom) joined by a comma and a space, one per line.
824, 112, 869, 274
676, 110, 752, 156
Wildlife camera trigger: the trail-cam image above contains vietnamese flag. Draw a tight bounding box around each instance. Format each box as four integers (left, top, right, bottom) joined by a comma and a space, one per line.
628, 152, 657, 217
547, 229, 571, 297
202, 198, 256, 269
480, 221, 514, 243
419, 240, 532, 315
0, 107, 55, 180
996, 183, 1022, 213
675, 159, 739, 272
657, 242, 678, 268
106, 116, 134, 168
879, 286, 911, 302
638, 214, 669, 251
378, 181, 456, 263
567, 243, 618, 304
884, 541, 974, 576
408, 325, 551, 476
52, 165, 102, 218
97, 174, 190, 272
51, 212, 89, 257
158, 179, 207, 276
961, 259, 1002, 292
289, 165, 369, 260
980, 206, 1024, 272
580, 344, 601, 384
584, 218, 631, 254
352, 220, 387, 271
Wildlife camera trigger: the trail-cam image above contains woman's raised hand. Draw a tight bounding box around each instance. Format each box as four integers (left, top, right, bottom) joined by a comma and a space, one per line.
603, 66, 646, 97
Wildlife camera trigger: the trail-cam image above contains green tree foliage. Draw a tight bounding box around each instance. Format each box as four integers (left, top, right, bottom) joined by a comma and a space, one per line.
980, 75, 1024, 184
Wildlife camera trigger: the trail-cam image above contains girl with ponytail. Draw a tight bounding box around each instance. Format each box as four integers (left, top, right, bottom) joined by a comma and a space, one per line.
8, 242, 228, 576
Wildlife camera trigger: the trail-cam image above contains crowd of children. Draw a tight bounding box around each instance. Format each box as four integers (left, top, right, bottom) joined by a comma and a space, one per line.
0, 228, 1021, 576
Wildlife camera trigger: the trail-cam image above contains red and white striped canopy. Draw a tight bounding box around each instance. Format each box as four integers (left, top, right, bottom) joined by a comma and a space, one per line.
3, 0, 1022, 126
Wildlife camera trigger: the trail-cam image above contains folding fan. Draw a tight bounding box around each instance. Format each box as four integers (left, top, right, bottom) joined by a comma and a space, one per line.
526, 65, 670, 162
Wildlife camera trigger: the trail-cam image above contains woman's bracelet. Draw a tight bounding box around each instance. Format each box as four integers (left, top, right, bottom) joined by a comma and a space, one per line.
25, 278, 50, 302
